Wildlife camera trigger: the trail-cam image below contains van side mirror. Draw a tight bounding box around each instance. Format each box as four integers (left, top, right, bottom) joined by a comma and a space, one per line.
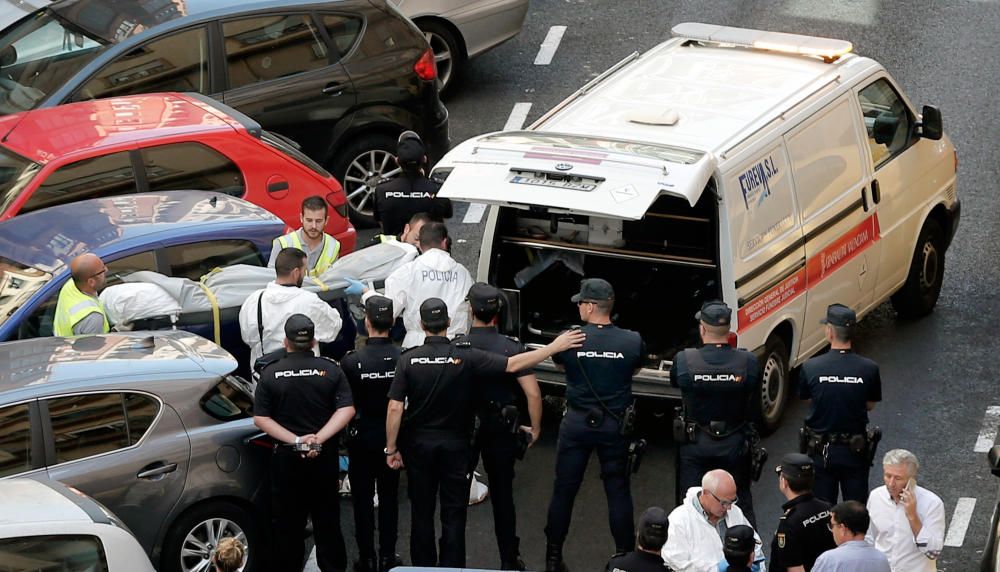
989, 445, 1000, 477
919, 105, 943, 140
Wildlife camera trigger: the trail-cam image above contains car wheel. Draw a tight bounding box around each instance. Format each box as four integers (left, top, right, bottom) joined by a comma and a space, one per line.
330, 133, 400, 229
891, 218, 945, 318
417, 19, 463, 96
758, 335, 790, 434
161, 501, 259, 572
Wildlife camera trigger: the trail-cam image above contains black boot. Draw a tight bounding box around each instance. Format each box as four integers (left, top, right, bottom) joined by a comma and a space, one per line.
545, 543, 568, 572
500, 555, 527, 570
379, 554, 403, 572
353, 558, 377, 572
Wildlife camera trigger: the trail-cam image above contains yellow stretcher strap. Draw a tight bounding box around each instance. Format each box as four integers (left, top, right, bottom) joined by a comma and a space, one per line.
196, 280, 222, 345
308, 275, 329, 291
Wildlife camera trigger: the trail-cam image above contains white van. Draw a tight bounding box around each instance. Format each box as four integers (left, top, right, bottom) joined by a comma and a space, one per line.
432, 23, 960, 430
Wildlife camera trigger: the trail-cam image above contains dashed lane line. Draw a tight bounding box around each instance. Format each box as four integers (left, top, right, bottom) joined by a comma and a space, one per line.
462, 203, 487, 224
975, 406, 1000, 453
944, 497, 976, 547
534, 26, 567, 65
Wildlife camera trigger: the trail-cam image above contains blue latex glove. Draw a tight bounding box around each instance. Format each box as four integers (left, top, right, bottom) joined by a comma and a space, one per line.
344, 278, 365, 296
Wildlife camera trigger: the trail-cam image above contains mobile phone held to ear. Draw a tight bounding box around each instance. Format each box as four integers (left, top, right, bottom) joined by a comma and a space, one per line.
906, 477, 917, 493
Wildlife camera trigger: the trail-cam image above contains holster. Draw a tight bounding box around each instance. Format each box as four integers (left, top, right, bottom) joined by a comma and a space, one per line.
799, 426, 822, 456
500, 404, 531, 460
625, 438, 648, 475
672, 406, 699, 444
619, 401, 638, 437
865, 425, 883, 466
748, 426, 768, 482
342, 420, 359, 446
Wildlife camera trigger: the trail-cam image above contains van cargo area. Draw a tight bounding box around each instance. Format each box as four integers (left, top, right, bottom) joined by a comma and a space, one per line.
488, 189, 721, 398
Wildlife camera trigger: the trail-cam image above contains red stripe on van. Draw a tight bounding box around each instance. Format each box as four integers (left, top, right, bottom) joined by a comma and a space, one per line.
737, 214, 880, 331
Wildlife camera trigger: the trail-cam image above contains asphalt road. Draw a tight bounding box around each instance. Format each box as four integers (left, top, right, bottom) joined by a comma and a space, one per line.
310, 1, 1000, 570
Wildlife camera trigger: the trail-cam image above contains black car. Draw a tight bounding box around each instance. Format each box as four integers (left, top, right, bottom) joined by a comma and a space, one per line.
0, 0, 449, 226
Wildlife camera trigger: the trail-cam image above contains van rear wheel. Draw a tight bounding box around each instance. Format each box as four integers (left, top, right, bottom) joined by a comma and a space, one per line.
891, 218, 945, 318
759, 336, 790, 434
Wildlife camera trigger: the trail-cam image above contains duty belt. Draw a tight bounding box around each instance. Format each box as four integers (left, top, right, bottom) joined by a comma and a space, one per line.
697, 420, 746, 439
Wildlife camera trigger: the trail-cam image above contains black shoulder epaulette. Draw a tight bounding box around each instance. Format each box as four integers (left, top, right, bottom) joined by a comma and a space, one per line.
318, 356, 340, 365
504, 334, 521, 344
401, 345, 421, 354
342, 349, 357, 358
452, 333, 467, 341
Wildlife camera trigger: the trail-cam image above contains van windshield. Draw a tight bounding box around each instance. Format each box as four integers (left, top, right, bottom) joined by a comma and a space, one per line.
0, 256, 52, 328
0, 10, 108, 115
481, 132, 705, 165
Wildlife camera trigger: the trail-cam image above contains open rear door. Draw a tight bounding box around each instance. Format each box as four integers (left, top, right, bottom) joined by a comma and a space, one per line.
432, 131, 717, 220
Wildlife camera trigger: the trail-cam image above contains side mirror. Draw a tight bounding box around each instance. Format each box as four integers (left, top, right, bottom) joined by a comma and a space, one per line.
919, 105, 943, 140
989, 445, 1000, 477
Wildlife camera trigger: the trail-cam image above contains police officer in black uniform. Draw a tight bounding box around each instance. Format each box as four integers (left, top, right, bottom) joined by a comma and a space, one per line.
798, 303, 882, 503
385, 298, 584, 568
544, 278, 644, 572
341, 296, 403, 572
457, 283, 543, 570
604, 507, 672, 572
372, 131, 452, 237
672, 300, 761, 527
253, 314, 356, 572
770, 453, 836, 571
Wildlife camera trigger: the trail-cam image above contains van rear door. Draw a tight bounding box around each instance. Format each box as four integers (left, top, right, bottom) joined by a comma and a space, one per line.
432, 131, 716, 220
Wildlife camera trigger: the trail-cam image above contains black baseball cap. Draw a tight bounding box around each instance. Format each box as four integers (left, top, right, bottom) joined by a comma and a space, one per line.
696, 300, 732, 327
774, 453, 815, 479
397, 130, 425, 165
723, 524, 757, 553
364, 295, 393, 324
419, 297, 449, 323
570, 278, 614, 303
284, 314, 315, 343
637, 506, 669, 546
467, 282, 502, 314
820, 303, 856, 327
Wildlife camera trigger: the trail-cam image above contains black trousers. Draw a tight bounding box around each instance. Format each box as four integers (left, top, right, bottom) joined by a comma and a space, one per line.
544, 409, 634, 552
470, 420, 521, 562
402, 433, 470, 567
812, 444, 870, 504
271, 447, 346, 572
348, 442, 400, 560
677, 431, 756, 528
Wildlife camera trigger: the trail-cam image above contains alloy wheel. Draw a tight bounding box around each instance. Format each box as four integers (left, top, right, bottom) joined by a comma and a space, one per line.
424, 30, 454, 90
179, 517, 248, 572
342, 149, 401, 217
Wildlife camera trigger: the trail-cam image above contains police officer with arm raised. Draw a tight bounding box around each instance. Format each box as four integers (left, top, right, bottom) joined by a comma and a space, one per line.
253, 314, 356, 572
771, 453, 836, 572
672, 300, 761, 527
340, 296, 403, 572
798, 303, 882, 504
457, 282, 543, 570
384, 298, 585, 569
372, 131, 452, 237
543, 278, 645, 572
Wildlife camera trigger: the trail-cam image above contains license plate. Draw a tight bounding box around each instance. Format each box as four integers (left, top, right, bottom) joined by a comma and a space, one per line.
508, 174, 597, 192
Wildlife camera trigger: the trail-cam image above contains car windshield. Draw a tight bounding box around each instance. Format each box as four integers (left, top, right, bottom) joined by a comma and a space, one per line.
0, 256, 52, 327
0, 146, 39, 214
0, 10, 108, 114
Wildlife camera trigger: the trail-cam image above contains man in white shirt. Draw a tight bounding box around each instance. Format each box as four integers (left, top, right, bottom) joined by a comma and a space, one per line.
865, 449, 945, 572
239, 247, 343, 364
662, 469, 766, 572
380, 222, 473, 348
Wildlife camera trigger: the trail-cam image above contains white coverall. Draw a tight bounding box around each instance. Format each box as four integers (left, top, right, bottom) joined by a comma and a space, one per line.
238, 282, 343, 363
382, 247, 473, 348
662, 486, 767, 572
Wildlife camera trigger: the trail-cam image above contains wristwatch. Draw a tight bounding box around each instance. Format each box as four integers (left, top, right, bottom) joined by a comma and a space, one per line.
384, 447, 397, 456
294, 436, 301, 445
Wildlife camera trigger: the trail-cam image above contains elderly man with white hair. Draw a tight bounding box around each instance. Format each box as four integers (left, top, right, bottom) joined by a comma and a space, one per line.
662, 469, 766, 572
865, 449, 945, 571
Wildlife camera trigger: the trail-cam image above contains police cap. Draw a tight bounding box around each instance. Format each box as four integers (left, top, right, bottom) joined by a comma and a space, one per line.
364, 295, 393, 324
637, 506, 669, 547
774, 452, 815, 479
419, 297, 449, 323
570, 278, 614, 303
696, 300, 732, 327
467, 282, 502, 314
284, 314, 315, 343
820, 303, 856, 327
397, 130, 426, 165
723, 524, 757, 553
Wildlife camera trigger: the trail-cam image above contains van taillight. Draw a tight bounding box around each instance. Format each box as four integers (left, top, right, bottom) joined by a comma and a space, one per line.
727, 332, 739, 348
414, 48, 437, 81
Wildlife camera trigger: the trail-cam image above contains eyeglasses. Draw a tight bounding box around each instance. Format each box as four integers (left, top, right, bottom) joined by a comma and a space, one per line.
708, 490, 738, 508
577, 300, 595, 306
88, 268, 107, 280
828, 521, 843, 532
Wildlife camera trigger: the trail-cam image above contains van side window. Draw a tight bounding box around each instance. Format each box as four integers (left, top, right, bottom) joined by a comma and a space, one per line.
857, 79, 914, 168
0, 403, 32, 477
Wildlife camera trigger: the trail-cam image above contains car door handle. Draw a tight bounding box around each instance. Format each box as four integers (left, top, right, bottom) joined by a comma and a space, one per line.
862, 187, 870, 212
322, 83, 344, 96
871, 179, 881, 204
137, 462, 178, 480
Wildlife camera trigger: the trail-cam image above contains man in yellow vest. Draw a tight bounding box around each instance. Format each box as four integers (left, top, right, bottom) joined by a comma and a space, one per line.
53, 253, 110, 337
268, 196, 341, 277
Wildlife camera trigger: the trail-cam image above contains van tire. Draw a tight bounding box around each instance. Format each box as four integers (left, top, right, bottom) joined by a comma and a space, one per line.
161, 500, 260, 572
758, 336, 790, 434
891, 218, 945, 318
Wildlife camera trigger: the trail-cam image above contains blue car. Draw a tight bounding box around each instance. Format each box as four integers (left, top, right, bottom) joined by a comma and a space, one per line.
0, 190, 356, 368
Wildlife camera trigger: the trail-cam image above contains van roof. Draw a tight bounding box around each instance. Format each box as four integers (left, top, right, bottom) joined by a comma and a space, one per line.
538, 24, 875, 155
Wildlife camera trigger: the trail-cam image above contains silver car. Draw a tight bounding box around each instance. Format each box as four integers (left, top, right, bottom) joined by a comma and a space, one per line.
0, 331, 271, 572
392, 0, 530, 93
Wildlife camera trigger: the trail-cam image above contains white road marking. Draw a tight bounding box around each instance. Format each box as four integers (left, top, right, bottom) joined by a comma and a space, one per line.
975, 406, 1000, 453
944, 497, 976, 547
503, 102, 533, 131
534, 26, 567, 65
462, 203, 487, 224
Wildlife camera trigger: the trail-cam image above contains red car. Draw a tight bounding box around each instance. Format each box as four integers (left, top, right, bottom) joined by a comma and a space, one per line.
0, 92, 356, 252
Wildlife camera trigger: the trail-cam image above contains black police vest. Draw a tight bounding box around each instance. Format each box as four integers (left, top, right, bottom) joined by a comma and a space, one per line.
681, 348, 755, 428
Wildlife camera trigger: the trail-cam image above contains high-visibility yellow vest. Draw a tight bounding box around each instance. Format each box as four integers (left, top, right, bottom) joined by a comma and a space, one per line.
53, 280, 109, 337
375, 234, 398, 243
274, 231, 341, 277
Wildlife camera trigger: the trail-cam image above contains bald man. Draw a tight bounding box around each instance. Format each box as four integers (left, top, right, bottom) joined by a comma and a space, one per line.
53, 253, 110, 337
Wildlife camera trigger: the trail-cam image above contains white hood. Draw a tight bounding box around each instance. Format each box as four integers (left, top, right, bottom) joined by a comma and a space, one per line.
661, 487, 766, 572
